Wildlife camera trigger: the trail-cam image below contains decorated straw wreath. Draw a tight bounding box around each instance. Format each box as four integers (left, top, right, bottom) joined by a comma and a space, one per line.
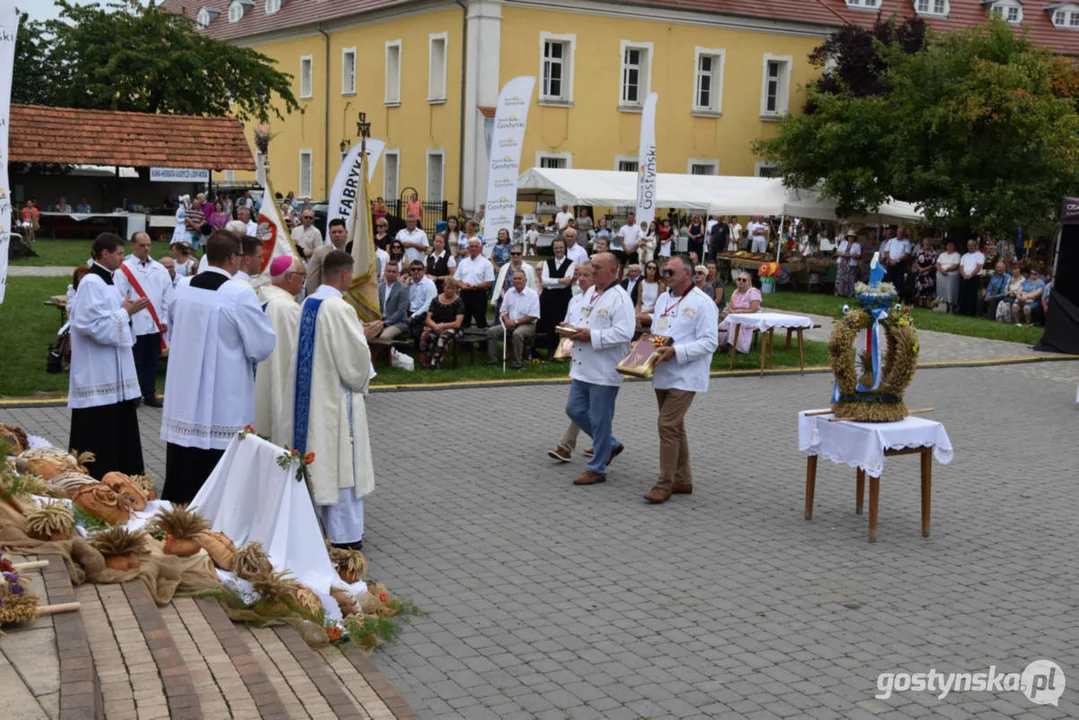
829, 276, 920, 423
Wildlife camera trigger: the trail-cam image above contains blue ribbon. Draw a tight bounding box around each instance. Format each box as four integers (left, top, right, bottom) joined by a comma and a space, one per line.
293, 297, 324, 454
856, 309, 887, 393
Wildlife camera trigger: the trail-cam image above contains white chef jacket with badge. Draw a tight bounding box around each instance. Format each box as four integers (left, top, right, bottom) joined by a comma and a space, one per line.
568, 283, 635, 387
648, 286, 719, 393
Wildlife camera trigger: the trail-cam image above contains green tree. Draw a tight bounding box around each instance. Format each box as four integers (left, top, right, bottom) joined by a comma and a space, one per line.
12, 13, 52, 107
15, 0, 297, 124
755, 18, 1079, 234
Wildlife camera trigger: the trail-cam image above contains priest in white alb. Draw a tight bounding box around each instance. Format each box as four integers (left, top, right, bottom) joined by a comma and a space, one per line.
276, 250, 379, 549
254, 255, 304, 444
160, 231, 277, 503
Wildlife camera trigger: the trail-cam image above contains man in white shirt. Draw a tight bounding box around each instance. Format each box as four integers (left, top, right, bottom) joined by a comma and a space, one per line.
486, 269, 540, 368
730, 218, 744, 252
547, 260, 592, 462
958, 239, 985, 317
455, 237, 496, 328
642, 257, 719, 503
406, 260, 438, 337
618, 212, 640, 264
564, 227, 589, 266
882, 225, 912, 293
563, 252, 635, 486
68, 233, 148, 479
291, 208, 324, 261
160, 231, 277, 503
159, 256, 178, 287
747, 216, 769, 253
114, 231, 173, 407
237, 205, 258, 237
395, 214, 430, 265
231, 235, 264, 289
555, 203, 574, 232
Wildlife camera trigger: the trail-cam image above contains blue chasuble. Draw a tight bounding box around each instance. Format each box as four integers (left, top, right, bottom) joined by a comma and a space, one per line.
292, 297, 324, 454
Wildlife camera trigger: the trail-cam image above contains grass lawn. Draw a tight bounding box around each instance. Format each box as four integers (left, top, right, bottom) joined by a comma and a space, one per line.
11, 238, 178, 268
755, 287, 1044, 345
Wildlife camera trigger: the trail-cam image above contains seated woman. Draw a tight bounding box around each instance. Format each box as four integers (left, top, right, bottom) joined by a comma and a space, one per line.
419, 277, 465, 369
693, 265, 714, 300
996, 263, 1026, 322
718, 271, 762, 353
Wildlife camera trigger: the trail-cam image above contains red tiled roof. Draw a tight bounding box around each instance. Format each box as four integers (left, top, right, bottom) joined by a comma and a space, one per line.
10, 104, 256, 171
825, 0, 1079, 56
163, 0, 848, 43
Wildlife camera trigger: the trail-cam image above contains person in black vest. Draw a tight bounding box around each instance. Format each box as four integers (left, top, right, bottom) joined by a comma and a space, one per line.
425, 233, 457, 293
539, 237, 576, 356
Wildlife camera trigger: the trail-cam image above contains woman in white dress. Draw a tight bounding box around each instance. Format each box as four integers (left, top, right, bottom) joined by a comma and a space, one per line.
638, 221, 657, 267
635, 260, 664, 325
935, 240, 961, 313
172, 195, 190, 243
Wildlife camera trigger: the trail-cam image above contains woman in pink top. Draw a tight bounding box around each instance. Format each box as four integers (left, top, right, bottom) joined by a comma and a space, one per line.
208, 200, 230, 230
718, 271, 762, 353
406, 192, 423, 226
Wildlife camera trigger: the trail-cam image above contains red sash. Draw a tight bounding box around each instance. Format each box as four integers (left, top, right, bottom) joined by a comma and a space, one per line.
119, 263, 168, 351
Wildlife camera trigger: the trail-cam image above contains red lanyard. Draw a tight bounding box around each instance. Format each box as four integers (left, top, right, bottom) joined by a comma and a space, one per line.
661, 292, 688, 317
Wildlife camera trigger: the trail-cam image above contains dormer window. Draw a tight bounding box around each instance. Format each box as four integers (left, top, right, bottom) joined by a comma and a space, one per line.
228, 0, 253, 23
846, 0, 880, 8
914, 0, 948, 16
1049, 3, 1079, 28
265, 0, 282, 14
196, 7, 220, 27
985, 0, 1022, 23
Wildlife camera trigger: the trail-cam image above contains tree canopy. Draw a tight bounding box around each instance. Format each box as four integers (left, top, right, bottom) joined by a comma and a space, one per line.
754, 18, 1079, 235
14, 0, 298, 124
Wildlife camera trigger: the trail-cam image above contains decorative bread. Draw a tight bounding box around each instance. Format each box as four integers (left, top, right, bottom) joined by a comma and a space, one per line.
329, 587, 357, 616
46, 471, 98, 498
102, 471, 150, 511
196, 530, 237, 571
292, 583, 323, 616
25, 501, 76, 541
233, 541, 273, 580
0, 423, 29, 455
16, 447, 80, 480
89, 527, 148, 571
72, 483, 132, 525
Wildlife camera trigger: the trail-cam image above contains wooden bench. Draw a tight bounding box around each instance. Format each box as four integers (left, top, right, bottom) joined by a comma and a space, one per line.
368, 337, 412, 368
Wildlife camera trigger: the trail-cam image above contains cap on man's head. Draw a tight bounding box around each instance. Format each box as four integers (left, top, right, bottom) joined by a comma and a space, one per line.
270, 255, 294, 278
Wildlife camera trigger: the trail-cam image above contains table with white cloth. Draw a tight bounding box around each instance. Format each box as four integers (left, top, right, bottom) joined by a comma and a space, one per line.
798, 410, 954, 542
190, 433, 362, 619
726, 312, 815, 375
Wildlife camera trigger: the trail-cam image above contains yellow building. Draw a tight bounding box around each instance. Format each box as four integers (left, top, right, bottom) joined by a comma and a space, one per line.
166, 0, 850, 212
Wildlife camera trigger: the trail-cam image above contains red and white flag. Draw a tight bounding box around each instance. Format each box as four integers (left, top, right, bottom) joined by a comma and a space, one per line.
252, 186, 300, 289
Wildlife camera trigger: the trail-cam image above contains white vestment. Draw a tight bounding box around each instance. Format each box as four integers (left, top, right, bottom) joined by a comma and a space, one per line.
276, 284, 375, 544
161, 267, 277, 449
254, 284, 301, 446
68, 264, 141, 409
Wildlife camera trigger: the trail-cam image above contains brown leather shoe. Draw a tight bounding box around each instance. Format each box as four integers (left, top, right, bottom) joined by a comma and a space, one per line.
583, 447, 594, 458
672, 484, 693, 494
574, 470, 606, 485
644, 486, 673, 503
547, 447, 571, 463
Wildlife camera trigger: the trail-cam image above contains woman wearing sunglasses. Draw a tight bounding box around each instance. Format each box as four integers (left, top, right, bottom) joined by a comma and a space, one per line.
717, 271, 761, 353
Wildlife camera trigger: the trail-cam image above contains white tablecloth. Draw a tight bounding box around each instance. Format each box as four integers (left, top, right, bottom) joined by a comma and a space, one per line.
191, 434, 343, 598
726, 312, 814, 331
798, 410, 953, 478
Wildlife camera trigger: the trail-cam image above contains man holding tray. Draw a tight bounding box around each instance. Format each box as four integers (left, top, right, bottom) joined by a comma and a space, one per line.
642, 256, 719, 503
563, 253, 636, 486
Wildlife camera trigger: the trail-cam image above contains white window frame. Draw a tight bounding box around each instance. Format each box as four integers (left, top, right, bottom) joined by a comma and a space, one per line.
196, 7, 213, 26
425, 149, 445, 204
383, 149, 400, 201
298, 149, 313, 199
692, 47, 725, 116
299, 55, 313, 99
265, 0, 281, 14
760, 53, 792, 119
755, 161, 780, 178
687, 158, 719, 176
342, 47, 356, 95
914, 0, 949, 17
618, 40, 653, 111
228, 1, 244, 23
536, 151, 573, 169
385, 40, 402, 107
428, 33, 448, 103
614, 155, 639, 172
845, 0, 879, 8
1055, 4, 1079, 27
539, 32, 576, 106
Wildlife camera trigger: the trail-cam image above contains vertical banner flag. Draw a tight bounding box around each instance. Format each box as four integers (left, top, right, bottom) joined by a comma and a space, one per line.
345, 148, 382, 322
252, 182, 301, 289
329, 138, 385, 228
0, 1, 19, 304
483, 76, 536, 244
635, 92, 659, 228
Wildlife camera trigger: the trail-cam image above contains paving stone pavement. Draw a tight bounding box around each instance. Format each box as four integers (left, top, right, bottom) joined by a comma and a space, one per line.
4, 358, 1079, 720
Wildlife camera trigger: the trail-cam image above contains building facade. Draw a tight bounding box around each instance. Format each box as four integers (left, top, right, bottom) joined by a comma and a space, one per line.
167, 0, 1079, 213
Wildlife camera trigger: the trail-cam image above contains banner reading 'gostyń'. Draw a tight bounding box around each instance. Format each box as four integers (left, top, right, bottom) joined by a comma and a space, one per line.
635, 92, 659, 228
483, 76, 536, 244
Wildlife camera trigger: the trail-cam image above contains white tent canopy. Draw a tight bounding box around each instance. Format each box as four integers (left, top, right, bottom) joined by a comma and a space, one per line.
516, 167, 923, 224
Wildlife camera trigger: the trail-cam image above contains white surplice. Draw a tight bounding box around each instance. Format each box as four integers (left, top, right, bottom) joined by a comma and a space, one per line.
161, 267, 277, 449
254, 284, 301, 446
68, 264, 141, 409
276, 284, 375, 544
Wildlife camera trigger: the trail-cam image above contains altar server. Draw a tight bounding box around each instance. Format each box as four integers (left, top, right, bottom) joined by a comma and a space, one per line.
276, 250, 377, 549
641, 256, 718, 504
160, 231, 276, 503
254, 256, 305, 444
564, 252, 635, 486
68, 233, 147, 479
231, 235, 264, 289
113, 231, 172, 407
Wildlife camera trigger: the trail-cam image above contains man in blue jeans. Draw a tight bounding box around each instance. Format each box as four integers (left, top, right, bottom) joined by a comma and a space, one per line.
563, 252, 636, 485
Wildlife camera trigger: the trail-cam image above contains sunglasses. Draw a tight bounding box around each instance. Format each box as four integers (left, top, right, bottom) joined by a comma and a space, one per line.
661, 269, 676, 277
510, 252, 522, 256
694, 271, 706, 275
737, 279, 748, 283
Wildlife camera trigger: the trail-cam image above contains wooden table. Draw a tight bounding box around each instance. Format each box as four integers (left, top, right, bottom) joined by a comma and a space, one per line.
725, 312, 814, 376
798, 410, 953, 543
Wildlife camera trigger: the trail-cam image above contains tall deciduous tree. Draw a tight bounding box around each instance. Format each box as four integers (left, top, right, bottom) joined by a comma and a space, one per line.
14, 0, 297, 124
755, 18, 1079, 234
